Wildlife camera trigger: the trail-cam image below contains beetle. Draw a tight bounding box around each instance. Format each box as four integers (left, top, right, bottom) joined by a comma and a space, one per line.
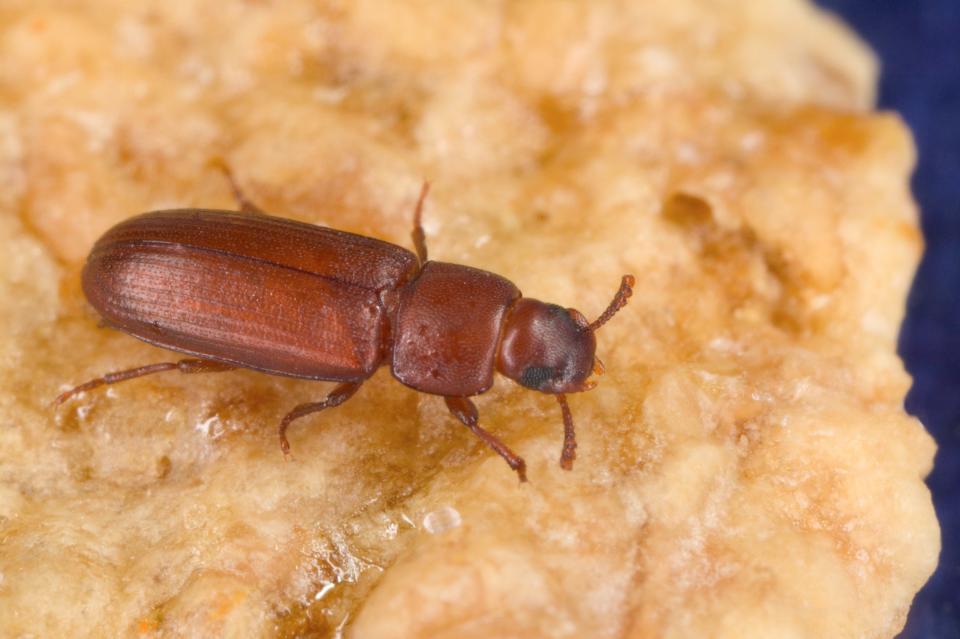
55, 169, 634, 482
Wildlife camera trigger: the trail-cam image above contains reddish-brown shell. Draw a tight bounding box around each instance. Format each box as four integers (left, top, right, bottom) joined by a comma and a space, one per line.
391, 261, 520, 396
83, 209, 419, 380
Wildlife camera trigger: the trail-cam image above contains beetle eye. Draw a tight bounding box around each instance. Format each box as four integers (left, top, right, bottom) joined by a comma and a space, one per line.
520, 366, 554, 389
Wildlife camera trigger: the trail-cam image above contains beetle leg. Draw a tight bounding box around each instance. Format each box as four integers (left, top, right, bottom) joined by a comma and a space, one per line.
212, 159, 267, 215
410, 181, 430, 264
556, 393, 576, 470
277, 381, 363, 457
54, 358, 235, 406
444, 396, 527, 482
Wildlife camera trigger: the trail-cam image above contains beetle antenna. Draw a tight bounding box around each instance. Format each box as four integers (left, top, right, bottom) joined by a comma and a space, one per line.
586, 274, 635, 332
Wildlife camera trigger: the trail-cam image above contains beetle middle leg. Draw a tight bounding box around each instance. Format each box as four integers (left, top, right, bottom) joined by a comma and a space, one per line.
55, 358, 235, 406
277, 381, 363, 456
444, 396, 527, 482
410, 181, 430, 264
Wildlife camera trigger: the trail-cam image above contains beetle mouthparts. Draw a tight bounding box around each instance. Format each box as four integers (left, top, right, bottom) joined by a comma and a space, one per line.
593, 357, 606, 376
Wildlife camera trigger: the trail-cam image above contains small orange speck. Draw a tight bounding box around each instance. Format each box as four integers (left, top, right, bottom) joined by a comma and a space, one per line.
210, 589, 247, 620
137, 618, 158, 634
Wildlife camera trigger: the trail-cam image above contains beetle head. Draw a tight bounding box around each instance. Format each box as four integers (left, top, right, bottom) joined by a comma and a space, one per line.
496, 274, 634, 394
496, 299, 597, 394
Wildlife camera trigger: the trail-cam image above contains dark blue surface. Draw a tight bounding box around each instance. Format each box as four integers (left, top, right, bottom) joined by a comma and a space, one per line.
815, 1, 960, 637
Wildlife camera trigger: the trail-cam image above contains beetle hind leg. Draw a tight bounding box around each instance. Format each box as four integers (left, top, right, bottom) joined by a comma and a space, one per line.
211, 159, 268, 215
277, 381, 363, 457
444, 396, 527, 482
54, 358, 235, 406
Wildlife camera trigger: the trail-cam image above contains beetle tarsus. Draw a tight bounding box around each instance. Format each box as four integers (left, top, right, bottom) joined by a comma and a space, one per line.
444, 396, 528, 482
277, 381, 363, 455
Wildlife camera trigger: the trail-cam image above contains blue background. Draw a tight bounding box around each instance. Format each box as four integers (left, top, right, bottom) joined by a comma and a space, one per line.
815, 2, 959, 637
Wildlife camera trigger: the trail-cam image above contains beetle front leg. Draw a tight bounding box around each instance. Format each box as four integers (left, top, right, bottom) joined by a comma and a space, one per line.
444, 396, 527, 482
277, 381, 363, 457
54, 358, 235, 406
556, 393, 576, 470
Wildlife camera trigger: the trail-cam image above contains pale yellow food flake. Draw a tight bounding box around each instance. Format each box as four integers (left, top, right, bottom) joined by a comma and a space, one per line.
0, 1, 937, 638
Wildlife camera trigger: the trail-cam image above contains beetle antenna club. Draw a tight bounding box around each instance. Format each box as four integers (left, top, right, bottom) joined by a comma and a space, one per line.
586, 274, 635, 332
